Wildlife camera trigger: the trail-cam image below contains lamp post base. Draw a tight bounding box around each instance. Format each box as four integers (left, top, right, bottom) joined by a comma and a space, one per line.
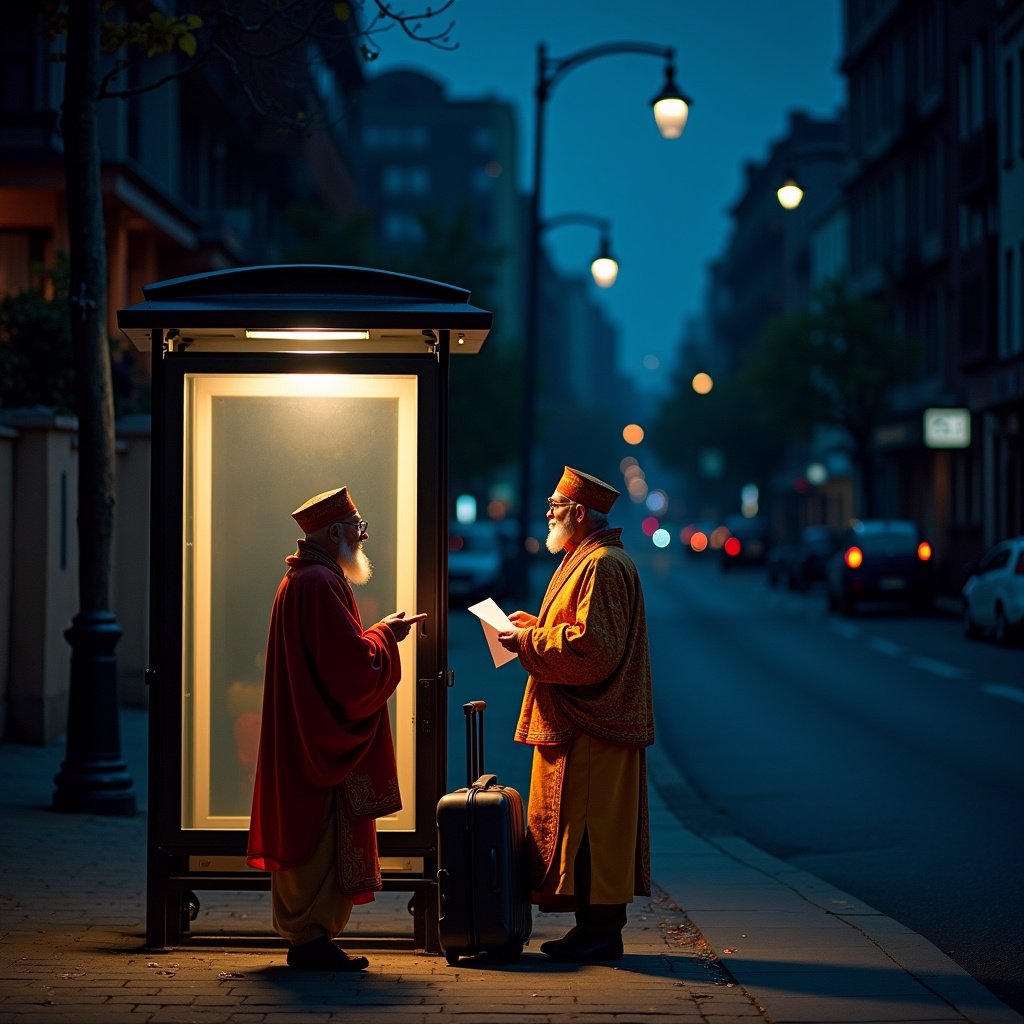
52, 611, 137, 816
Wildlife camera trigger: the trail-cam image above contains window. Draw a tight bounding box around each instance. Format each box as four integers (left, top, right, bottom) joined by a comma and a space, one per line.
1018, 241, 1024, 355
1019, 48, 1024, 156
923, 141, 941, 234
381, 165, 431, 196
920, 1, 940, 94
0, 21, 37, 114
959, 53, 972, 141
1005, 58, 1016, 164
363, 125, 429, 150
473, 127, 496, 151
1005, 248, 1016, 358
381, 212, 424, 243
922, 284, 941, 377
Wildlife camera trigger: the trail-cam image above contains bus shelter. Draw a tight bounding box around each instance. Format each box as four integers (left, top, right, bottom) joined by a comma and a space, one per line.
116, 264, 492, 951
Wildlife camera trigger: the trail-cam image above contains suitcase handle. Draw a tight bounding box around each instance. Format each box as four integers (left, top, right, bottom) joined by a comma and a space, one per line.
472, 773, 498, 790
463, 700, 487, 785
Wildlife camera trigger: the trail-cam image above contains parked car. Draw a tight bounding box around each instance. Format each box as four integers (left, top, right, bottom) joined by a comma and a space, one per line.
448, 521, 507, 605
768, 525, 839, 590
719, 515, 770, 570
961, 535, 1024, 645
825, 519, 934, 615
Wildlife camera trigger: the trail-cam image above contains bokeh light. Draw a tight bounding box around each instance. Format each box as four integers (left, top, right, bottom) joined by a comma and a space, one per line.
622, 423, 645, 445
652, 528, 671, 548
619, 455, 638, 473
689, 530, 709, 553
641, 516, 660, 537
646, 489, 668, 514
642, 354, 660, 371
691, 372, 713, 395
628, 477, 649, 502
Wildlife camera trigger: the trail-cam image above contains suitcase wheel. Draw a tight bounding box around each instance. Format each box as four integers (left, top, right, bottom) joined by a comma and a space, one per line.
488, 940, 524, 964
445, 951, 460, 966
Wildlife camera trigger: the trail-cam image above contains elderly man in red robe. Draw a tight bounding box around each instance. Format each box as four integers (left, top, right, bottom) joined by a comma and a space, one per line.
247, 486, 425, 972
499, 466, 654, 963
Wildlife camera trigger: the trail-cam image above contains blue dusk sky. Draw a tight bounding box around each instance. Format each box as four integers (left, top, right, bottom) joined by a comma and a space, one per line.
368, 1, 846, 390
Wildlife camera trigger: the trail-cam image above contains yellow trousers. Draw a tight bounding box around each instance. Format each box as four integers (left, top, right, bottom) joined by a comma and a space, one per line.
271, 790, 354, 944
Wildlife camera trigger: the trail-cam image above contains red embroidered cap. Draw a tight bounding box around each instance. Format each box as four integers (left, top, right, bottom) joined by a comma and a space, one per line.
556, 466, 620, 513
291, 487, 359, 533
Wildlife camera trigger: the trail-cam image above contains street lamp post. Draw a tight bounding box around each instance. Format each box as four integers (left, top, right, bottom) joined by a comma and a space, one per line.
514, 41, 690, 595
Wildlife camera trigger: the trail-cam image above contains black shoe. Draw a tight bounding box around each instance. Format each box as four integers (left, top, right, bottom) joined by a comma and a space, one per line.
539, 926, 582, 956
542, 932, 623, 963
286, 936, 369, 972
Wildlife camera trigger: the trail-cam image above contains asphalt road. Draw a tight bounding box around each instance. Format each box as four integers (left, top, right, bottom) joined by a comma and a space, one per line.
635, 549, 1024, 1015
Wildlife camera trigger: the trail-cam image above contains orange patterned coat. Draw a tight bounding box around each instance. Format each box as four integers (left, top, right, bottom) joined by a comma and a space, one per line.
513, 528, 654, 895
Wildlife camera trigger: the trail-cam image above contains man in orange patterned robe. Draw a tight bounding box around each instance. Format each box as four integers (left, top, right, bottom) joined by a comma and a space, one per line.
247, 486, 425, 972
499, 467, 654, 963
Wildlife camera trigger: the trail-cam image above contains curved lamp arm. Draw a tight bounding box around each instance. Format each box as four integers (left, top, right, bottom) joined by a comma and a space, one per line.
540, 212, 619, 289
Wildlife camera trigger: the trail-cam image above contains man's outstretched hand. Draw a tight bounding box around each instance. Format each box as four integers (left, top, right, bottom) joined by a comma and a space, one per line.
382, 611, 427, 641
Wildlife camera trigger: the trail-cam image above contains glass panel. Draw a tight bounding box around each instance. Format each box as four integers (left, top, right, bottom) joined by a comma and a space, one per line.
182, 373, 419, 831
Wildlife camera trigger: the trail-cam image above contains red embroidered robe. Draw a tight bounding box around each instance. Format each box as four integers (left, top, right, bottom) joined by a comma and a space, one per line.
247, 550, 402, 901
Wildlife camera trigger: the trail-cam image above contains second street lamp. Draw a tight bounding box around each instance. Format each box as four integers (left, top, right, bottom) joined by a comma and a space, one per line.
541, 212, 620, 289
514, 40, 691, 595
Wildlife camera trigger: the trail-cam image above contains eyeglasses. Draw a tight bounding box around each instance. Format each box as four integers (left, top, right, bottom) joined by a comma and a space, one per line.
340, 519, 368, 534
546, 499, 575, 512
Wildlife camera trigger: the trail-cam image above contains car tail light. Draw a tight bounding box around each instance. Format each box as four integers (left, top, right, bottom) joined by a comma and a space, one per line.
724, 536, 742, 557
917, 541, 932, 561
844, 546, 863, 569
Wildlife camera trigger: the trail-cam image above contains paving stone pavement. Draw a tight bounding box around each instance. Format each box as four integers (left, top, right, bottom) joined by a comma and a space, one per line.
0, 708, 762, 1024
1, 706, 1020, 1024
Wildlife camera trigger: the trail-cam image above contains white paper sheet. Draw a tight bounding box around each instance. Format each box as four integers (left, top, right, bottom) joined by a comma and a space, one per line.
467, 597, 519, 668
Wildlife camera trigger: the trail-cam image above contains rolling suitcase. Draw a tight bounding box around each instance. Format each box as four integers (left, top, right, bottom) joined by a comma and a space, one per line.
436, 700, 532, 964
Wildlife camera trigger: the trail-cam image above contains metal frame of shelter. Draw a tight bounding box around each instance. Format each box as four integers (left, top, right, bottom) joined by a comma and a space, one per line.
116, 264, 492, 952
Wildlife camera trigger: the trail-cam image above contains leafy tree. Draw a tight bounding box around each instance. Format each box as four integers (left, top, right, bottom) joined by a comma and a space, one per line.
0, 258, 75, 414
648, 363, 782, 520
739, 277, 920, 516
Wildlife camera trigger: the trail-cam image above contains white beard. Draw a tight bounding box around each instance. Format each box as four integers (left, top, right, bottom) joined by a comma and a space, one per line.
546, 519, 574, 554
340, 540, 373, 585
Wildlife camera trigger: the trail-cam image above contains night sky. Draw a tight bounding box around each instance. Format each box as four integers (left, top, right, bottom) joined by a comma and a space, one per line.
368, 0, 846, 390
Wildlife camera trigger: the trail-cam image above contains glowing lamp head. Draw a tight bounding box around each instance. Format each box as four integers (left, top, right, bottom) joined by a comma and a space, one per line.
777, 178, 804, 210
650, 65, 690, 139
590, 255, 619, 288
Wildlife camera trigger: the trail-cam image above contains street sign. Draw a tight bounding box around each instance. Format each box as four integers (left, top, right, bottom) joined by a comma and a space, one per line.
923, 408, 970, 449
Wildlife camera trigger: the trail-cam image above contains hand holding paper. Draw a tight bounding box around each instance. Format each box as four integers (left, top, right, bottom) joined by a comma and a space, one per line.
468, 597, 519, 668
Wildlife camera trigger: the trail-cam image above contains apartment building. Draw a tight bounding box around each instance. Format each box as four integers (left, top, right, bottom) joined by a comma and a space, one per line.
843, 0, 1021, 585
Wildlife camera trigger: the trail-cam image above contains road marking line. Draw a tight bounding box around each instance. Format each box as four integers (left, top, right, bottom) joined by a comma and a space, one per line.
866, 636, 905, 657
908, 656, 968, 679
981, 683, 1024, 705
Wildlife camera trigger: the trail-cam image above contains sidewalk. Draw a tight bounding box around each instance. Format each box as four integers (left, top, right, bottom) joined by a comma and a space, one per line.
0, 707, 1019, 1024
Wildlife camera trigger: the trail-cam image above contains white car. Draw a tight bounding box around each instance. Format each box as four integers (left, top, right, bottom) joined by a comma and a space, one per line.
962, 536, 1024, 645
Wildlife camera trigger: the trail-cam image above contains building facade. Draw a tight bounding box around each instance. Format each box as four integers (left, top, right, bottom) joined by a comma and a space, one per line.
843, 0, 1022, 588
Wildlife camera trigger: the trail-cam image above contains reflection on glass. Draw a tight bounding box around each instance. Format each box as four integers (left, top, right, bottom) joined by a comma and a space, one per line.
182, 374, 418, 831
